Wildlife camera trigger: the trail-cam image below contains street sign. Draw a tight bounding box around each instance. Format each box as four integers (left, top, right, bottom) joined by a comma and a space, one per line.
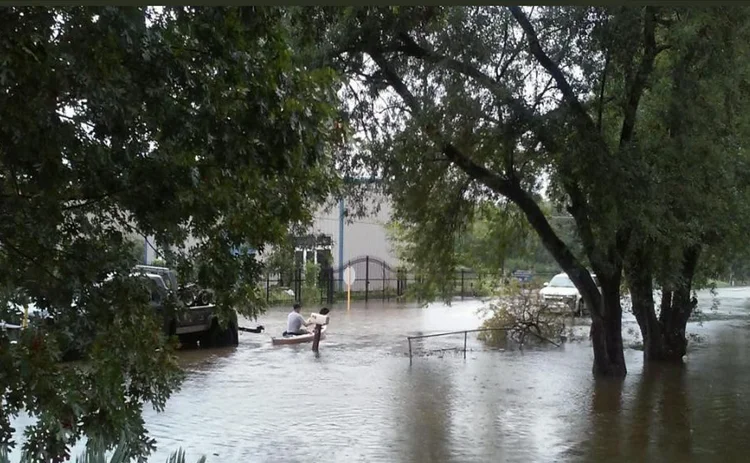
343, 266, 356, 286
512, 270, 533, 282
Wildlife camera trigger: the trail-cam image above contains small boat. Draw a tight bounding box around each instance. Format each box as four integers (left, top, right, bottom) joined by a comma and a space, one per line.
272, 326, 327, 346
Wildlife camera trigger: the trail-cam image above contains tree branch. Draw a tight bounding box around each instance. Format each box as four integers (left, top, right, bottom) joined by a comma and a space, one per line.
619, 7, 659, 148
509, 6, 598, 134
367, 49, 512, 197
62, 191, 120, 211
367, 47, 603, 315
597, 51, 610, 134
0, 237, 64, 283
394, 32, 528, 125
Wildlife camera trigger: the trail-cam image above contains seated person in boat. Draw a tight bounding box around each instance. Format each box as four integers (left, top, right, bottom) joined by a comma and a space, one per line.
284, 303, 311, 336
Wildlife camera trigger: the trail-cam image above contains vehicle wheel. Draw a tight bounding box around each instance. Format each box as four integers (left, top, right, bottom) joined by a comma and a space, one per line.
178, 333, 200, 349
201, 319, 238, 348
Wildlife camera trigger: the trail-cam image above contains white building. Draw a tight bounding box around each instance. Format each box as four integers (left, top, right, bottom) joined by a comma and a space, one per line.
144, 191, 400, 272
305, 192, 399, 271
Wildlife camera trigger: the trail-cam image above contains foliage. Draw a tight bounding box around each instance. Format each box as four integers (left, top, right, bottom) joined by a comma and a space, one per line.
261, 238, 297, 286
300, 261, 322, 306
129, 239, 146, 265
477, 280, 567, 347
1, 443, 208, 463
0, 6, 342, 460
620, 7, 750, 360
387, 199, 576, 289
313, 6, 750, 375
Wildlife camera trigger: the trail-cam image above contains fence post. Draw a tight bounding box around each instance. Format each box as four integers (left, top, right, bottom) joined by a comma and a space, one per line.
461, 269, 465, 300
297, 267, 302, 303
266, 273, 270, 302
365, 256, 370, 302
408, 337, 413, 365
463, 331, 467, 359
383, 266, 386, 301
397, 269, 402, 297
327, 267, 334, 304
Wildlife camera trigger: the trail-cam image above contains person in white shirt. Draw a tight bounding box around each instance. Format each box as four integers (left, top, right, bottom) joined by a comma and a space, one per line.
285, 303, 311, 336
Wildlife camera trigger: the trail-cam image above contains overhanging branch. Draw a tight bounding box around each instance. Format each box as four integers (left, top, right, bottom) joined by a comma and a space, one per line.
619, 6, 659, 148
366, 46, 603, 315
509, 6, 598, 135
367, 49, 513, 197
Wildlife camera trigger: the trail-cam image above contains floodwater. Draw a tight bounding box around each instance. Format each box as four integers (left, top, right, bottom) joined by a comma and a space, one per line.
12, 287, 750, 462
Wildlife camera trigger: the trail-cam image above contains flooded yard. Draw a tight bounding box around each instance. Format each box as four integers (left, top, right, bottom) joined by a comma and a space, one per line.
12, 287, 750, 462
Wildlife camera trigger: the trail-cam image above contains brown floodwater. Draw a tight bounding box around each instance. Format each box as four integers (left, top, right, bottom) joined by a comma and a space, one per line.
11, 287, 750, 462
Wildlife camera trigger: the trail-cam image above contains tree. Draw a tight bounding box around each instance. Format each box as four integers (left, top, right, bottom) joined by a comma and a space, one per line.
622, 7, 750, 362
318, 6, 671, 376
388, 199, 570, 282
0, 6, 342, 461
320, 6, 750, 370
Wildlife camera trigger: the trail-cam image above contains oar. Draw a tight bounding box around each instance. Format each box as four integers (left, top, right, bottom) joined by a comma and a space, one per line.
238, 325, 265, 333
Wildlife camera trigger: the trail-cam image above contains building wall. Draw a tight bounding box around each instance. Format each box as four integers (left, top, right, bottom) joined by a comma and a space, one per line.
143, 192, 400, 270
309, 193, 399, 270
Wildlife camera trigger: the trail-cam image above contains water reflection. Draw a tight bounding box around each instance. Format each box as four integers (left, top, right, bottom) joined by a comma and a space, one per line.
8, 290, 750, 462
394, 363, 453, 463
589, 377, 625, 461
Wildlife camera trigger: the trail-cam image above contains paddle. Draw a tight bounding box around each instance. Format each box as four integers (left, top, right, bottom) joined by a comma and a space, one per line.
238, 325, 264, 333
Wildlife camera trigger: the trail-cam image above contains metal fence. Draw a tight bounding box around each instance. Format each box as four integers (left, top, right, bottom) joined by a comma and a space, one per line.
261, 255, 557, 306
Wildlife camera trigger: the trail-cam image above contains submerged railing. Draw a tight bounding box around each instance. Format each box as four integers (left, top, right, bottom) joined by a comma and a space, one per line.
406, 328, 513, 364
406, 326, 563, 364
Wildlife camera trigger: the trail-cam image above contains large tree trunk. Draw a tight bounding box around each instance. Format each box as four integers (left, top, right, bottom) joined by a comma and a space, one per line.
510, 188, 626, 376
625, 244, 701, 362
659, 245, 701, 360
624, 242, 664, 360
590, 271, 627, 377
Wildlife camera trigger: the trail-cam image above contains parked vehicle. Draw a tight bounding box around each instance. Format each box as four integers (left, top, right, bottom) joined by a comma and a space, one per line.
13, 266, 238, 359
134, 265, 239, 348
539, 272, 600, 316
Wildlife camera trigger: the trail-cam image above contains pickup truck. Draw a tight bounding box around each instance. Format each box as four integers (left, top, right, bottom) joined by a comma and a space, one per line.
16, 266, 239, 356
539, 272, 600, 316
135, 265, 239, 348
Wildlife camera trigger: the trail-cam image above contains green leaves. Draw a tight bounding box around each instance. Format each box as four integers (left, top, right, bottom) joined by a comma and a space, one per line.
0, 6, 342, 460
0, 443, 209, 463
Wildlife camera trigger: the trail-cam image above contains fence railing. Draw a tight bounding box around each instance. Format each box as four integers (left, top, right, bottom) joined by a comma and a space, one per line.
262, 269, 551, 304
261, 257, 557, 306
406, 326, 561, 364
406, 328, 513, 364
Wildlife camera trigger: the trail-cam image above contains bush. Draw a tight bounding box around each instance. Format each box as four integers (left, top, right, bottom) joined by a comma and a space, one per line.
300, 261, 321, 307
477, 280, 567, 347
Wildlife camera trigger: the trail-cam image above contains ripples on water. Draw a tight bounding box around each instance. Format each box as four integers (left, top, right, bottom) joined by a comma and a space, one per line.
11, 289, 750, 462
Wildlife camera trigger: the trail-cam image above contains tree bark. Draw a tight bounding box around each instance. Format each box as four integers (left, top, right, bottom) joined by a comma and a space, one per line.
625, 242, 664, 360
626, 244, 701, 362
507, 185, 627, 376
659, 245, 701, 360
590, 270, 627, 376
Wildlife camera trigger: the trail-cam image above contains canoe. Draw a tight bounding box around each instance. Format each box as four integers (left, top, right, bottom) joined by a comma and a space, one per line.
272, 326, 327, 346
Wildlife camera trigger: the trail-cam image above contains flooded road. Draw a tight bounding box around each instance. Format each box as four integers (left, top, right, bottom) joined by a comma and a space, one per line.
13, 287, 750, 461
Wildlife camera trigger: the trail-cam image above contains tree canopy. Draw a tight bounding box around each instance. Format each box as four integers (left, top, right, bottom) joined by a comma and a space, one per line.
0, 6, 342, 461
315, 6, 750, 374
